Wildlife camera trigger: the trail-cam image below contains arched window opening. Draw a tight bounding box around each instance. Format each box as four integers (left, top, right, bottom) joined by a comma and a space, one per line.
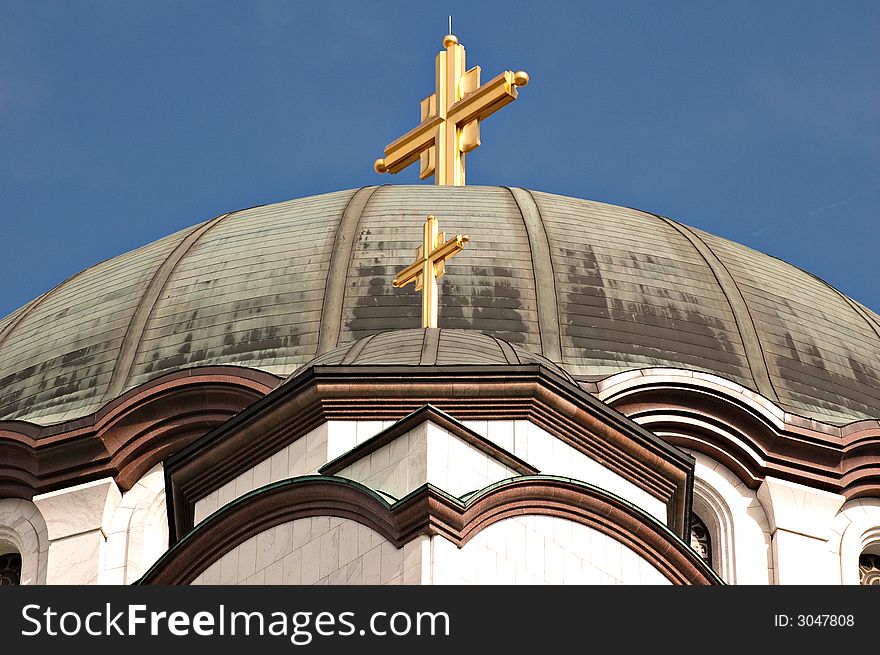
859, 552, 880, 586
0, 551, 22, 586
690, 513, 712, 568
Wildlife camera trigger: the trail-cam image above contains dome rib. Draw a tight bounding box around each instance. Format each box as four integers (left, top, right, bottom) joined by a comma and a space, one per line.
506, 186, 562, 361
316, 185, 381, 355
101, 211, 237, 403
490, 333, 522, 364
654, 213, 780, 404
805, 267, 880, 344
419, 325, 440, 365
340, 332, 376, 364
0, 267, 89, 351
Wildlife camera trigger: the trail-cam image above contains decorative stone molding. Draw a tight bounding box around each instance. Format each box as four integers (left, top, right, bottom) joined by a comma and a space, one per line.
164, 365, 695, 542
0, 366, 277, 499
33, 477, 122, 585
757, 477, 845, 540
687, 450, 773, 585
139, 476, 720, 586
757, 476, 846, 584
103, 464, 169, 584
0, 498, 48, 585
832, 498, 880, 585
602, 369, 880, 499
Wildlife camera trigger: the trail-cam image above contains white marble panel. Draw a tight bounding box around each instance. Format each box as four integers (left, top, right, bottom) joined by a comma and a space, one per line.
33, 478, 122, 540
772, 529, 840, 585
757, 476, 845, 540
191, 516, 414, 586
45, 531, 104, 585
688, 450, 772, 585
194, 423, 326, 524
193, 490, 219, 525
430, 515, 671, 585
193, 421, 399, 527
101, 465, 168, 585
336, 420, 519, 500
502, 421, 667, 522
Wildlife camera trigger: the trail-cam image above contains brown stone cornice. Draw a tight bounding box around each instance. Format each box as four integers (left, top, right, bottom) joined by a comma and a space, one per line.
138, 476, 720, 586
607, 381, 880, 499
0, 366, 278, 499
164, 364, 695, 542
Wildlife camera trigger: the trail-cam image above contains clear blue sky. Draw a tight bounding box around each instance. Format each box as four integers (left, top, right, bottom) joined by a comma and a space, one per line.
1, 1, 878, 317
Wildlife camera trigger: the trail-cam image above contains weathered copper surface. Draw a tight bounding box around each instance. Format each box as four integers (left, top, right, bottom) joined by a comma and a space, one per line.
1, 185, 878, 425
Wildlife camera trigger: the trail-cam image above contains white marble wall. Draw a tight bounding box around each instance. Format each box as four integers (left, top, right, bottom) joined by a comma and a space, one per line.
0, 498, 49, 585
32, 478, 122, 585
190, 517, 425, 585
430, 515, 670, 585
103, 464, 169, 584
335, 421, 520, 500
830, 497, 880, 585
193, 421, 396, 524
194, 418, 667, 527
688, 451, 773, 584
757, 476, 845, 585
189, 513, 670, 586
464, 420, 667, 522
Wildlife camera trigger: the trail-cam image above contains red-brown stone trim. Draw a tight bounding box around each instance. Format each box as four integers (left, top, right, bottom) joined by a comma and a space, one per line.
138, 476, 719, 586
164, 365, 695, 542
0, 366, 278, 499
608, 382, 880, 498
319, 404, 539, 477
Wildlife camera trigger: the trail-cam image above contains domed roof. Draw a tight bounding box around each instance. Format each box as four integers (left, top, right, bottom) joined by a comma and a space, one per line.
287, 328, 573, 381
1, 185, 878, 426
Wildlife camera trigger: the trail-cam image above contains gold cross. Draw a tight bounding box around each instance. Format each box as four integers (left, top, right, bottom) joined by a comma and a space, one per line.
374, 33, 529, 186
392, 215, 469, 328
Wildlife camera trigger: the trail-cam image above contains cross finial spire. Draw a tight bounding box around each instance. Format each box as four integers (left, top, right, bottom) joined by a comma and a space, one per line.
392, 215, 469, 328
374, 33, 529, 186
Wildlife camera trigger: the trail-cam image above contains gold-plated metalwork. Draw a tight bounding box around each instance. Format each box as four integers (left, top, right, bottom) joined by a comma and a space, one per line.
374, 33, 528, 186
392, 214, 469, 328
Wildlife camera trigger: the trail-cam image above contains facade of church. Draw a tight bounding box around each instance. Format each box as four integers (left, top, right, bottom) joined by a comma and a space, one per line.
1, 184, 879, 586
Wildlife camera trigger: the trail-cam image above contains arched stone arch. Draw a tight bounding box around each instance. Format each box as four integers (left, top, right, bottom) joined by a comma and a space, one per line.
831, 498, 880, 585
103, 464, 169, 584
687, 450, 773, 585
690, 482, 730, 579
140, 476, 720, 585
0, 498, 48, 584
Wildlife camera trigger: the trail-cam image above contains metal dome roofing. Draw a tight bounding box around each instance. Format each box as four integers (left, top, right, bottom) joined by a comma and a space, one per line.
1, 185, 878, 426
287, 328, 574, 381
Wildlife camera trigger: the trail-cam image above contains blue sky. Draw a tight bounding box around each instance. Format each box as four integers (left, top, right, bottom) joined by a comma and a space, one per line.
1, 1, 878, 317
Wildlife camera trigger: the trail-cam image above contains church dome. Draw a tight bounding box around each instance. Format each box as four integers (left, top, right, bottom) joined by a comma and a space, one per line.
287, 328, 574, 381
1, 185, 878, 426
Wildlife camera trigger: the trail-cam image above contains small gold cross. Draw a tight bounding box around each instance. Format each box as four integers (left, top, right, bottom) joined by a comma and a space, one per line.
392, 215, 469, 328
374, 33, 529, 186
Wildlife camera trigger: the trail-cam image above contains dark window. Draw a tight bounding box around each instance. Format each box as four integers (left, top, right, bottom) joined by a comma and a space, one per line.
859, 553, 880, 586
689, 514, 712, 568
0, 552, 21, 586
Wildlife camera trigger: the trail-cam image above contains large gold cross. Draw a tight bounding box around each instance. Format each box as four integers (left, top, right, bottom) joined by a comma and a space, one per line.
392, 215, 469, 328
374, 33, 529, 186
